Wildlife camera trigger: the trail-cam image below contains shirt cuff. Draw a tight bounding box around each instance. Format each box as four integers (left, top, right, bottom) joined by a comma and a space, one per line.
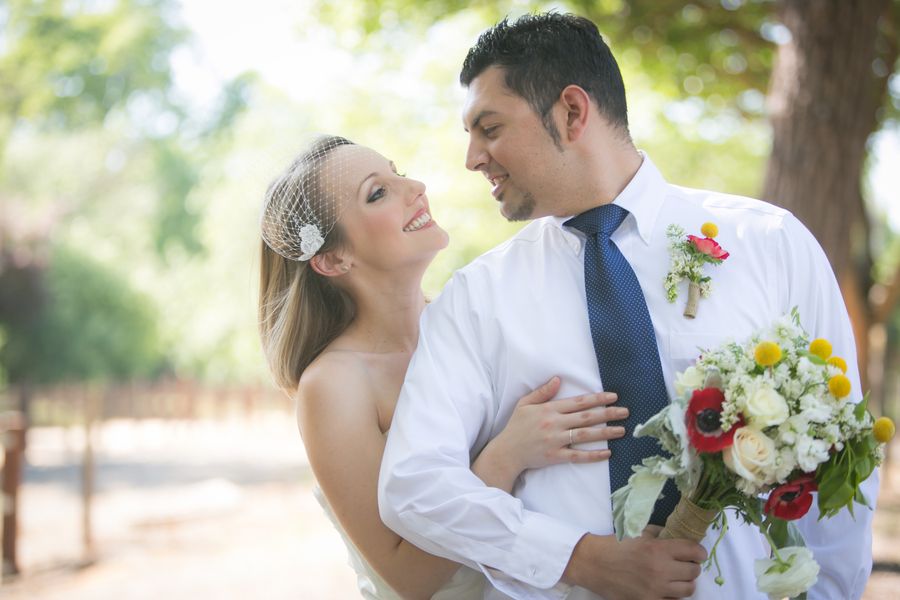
479, 511, 587, 596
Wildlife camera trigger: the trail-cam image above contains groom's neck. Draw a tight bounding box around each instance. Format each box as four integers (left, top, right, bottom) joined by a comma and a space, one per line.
558, 141, 643, 217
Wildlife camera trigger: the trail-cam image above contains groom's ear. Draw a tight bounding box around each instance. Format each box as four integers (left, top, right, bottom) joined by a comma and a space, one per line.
559, 85, 591, 142
309, 250, 352, 278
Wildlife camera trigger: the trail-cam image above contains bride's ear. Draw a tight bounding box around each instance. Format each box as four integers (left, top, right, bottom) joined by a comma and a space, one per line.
309, 251, 352, 278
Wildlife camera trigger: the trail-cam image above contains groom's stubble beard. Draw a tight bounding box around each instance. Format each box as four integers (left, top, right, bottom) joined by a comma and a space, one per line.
501, 189, 537, 222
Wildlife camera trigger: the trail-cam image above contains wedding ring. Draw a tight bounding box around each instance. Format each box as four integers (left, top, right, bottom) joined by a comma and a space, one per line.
568, 429, 575, 446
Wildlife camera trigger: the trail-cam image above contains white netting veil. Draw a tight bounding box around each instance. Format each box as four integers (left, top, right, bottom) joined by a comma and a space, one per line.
260, 135, 356, 261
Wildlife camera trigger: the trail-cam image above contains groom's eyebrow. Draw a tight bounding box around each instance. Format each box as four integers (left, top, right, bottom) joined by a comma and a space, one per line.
464, 110, 497, 132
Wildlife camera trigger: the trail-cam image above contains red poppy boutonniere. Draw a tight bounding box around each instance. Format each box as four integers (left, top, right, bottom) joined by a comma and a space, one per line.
664, 222, 729, 318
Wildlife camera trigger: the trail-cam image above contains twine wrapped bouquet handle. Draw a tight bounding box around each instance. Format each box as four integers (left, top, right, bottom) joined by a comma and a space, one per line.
659, 496, 718, 542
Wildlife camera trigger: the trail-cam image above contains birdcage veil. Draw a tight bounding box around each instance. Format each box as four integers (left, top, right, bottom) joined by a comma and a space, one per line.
260, 135, 356, 261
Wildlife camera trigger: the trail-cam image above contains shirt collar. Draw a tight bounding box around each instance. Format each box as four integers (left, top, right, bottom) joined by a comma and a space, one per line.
551, 151, 667, 246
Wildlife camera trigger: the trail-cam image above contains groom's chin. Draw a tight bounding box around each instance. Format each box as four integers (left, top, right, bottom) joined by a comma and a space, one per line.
500, 195, 537, 222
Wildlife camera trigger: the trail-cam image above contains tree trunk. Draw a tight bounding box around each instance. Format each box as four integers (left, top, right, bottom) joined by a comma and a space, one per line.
763, 0, 888, 387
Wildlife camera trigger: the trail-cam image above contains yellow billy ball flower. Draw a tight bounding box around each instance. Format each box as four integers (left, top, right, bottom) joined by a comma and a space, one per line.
827, 356, 848, 373
754, 341, 782, 367
701, 222, 719, 238
873, 417, 896, 443
809, 338, 832, 360
828, 374, 851, 399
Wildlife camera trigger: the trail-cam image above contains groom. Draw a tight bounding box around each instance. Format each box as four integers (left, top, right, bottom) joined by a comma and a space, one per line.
379, 12, 875, 599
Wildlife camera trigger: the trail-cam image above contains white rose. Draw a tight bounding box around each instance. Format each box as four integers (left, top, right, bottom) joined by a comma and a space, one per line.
745, 385, 790, 428
754, 546, 819, 600
723, 427, 776, 486
674, 366, 705, 399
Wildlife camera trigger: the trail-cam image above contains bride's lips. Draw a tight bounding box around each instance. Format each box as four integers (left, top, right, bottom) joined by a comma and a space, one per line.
403, 207, 435, 232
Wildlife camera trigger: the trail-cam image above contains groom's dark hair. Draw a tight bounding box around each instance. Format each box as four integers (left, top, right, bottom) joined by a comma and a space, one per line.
460, 12, 629, 145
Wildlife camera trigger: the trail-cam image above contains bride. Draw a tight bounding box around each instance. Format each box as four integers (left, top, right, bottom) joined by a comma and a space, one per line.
257, 135, 629, 599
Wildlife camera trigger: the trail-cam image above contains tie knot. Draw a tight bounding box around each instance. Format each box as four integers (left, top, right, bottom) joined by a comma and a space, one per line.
565, 204, 629, 238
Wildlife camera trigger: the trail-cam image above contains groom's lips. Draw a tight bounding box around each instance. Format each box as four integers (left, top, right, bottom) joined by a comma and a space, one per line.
489, 174, 508, 198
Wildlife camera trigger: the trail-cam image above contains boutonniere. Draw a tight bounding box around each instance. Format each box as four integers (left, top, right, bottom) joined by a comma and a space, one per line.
664, 222, 729, 319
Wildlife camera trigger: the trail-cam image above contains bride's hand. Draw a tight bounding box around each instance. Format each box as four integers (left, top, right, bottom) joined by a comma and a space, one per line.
495, 376, 627, 473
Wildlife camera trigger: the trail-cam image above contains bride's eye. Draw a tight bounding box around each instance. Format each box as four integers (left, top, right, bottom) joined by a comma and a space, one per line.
367, 186, 386, 203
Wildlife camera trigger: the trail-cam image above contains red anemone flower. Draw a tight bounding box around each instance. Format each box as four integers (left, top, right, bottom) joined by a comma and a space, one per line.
764, 474, 818, 520
686, 387, 740, 453
687, 235, 730, 260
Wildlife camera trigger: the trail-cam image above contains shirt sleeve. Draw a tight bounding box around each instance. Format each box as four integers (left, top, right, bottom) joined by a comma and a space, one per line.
377, 271, 587, 598
777, 213, 877, 600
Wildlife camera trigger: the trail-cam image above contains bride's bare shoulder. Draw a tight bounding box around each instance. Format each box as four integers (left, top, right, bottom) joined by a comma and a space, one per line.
297, 348, 374, 413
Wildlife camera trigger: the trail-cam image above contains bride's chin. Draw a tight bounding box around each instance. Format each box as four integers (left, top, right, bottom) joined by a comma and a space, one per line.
434, 227, 450, 249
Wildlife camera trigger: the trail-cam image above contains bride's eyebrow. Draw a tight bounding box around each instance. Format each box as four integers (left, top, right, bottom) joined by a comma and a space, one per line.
356, 159, 396, 196
357, 172, 379, 196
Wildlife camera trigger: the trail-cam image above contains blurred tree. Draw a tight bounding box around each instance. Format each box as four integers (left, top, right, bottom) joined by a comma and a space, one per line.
0, 244, 164, 384
761, 0, 898, 395
0, 0, 250, 393
0, 0, 185, 158
318, 0, 900, 404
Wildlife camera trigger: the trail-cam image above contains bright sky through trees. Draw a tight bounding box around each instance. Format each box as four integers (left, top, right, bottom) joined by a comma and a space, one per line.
175, 0, 900, 227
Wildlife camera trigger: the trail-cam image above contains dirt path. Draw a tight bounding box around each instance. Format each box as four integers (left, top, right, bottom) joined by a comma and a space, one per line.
2, 418, 898, 599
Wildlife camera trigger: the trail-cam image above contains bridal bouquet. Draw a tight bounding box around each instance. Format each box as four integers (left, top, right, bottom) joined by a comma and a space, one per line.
611, 309, 895, 599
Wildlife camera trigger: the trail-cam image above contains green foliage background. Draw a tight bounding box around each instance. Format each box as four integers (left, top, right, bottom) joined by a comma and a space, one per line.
0, 0, 896, 387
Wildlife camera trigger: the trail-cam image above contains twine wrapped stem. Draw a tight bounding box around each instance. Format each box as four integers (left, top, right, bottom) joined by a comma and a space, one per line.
659, 496, 718, 542
683, 281, 701, 319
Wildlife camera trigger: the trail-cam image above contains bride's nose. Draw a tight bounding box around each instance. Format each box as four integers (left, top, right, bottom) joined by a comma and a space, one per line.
406, 178, 426, 204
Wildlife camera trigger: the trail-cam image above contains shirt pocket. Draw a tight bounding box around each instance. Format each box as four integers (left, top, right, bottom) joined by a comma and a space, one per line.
666, 332, 722, 375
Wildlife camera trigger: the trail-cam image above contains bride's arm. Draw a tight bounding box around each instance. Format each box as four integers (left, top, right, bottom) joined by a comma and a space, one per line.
299, 354, 462, 599
471, 376, 625, 493
299, 357, 625, 599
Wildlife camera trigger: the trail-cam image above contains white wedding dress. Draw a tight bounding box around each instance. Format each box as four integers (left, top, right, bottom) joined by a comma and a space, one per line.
314, 487, 486, 599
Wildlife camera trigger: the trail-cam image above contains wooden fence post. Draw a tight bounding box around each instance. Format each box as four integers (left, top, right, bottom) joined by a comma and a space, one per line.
1, 411, 25, 581
81, 385, 98, 566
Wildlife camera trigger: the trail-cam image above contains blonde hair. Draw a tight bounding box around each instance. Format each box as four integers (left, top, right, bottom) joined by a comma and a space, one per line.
258, 136, 356, 392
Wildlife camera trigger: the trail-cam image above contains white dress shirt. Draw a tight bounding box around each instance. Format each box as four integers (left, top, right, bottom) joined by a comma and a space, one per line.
378, 154, 876, 600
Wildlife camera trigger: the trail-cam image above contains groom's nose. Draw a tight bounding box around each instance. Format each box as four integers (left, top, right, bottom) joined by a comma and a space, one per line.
465, 138, 489, 172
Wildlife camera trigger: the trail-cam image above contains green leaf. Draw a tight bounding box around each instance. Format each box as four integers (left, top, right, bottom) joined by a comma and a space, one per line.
817, 453, 854, 513
854, 393, 870, 422
611, 484, 630, 541
825, 482, 855, 512
798, 350, 826, 365
785, 521, 806, 548
613, 467, 668, 537
855, 454, 874, 484
767, 518, 789, 549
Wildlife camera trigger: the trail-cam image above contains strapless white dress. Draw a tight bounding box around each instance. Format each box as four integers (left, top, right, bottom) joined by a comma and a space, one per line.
314, 487, 486, 599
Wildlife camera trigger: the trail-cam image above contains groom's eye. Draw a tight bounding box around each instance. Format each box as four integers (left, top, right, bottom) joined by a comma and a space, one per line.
483, 125, 499, 138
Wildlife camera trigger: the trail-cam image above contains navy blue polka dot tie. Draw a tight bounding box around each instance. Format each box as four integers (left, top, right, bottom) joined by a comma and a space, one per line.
566, 204, 678, 527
